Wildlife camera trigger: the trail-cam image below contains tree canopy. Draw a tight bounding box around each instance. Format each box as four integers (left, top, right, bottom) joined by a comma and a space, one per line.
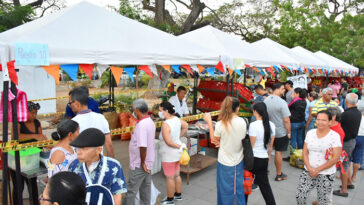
1, 0, 362, 68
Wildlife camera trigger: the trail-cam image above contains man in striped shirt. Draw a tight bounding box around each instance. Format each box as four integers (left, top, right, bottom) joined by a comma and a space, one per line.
310, 87, 337, 127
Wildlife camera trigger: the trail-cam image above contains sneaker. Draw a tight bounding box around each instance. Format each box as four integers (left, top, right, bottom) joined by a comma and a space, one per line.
160, 198, 174, 205
275, 173, 288, 181
174, 195, 182, 201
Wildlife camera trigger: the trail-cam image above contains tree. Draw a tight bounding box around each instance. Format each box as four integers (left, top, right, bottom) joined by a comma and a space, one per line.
0, 0, 64, 32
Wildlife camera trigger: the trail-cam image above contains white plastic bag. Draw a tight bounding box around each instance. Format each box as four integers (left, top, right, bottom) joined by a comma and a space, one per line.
135, 180, 160, 205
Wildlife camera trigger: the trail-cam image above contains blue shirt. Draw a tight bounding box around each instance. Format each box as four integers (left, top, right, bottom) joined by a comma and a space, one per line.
69, 155, 127, 195
65, 97, 100, 118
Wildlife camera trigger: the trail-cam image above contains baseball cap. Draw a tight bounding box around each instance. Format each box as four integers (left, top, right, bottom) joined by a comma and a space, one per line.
70, 128, 105, 148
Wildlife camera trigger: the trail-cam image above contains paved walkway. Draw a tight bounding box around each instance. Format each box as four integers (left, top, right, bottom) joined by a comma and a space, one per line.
114, 140, 364, 205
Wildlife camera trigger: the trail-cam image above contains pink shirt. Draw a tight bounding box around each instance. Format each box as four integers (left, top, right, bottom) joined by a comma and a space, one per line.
328, 84, 339, 98
129, 116, 156, 170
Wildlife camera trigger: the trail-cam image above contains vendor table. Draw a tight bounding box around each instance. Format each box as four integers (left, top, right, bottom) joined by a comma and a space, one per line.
10, 165, 47, 205
180, 129, 217, 185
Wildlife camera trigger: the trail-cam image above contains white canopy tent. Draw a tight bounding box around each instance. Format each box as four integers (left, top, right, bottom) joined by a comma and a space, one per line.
0, 1, 221, 114
290, 46, 329, 69
178, 26, 301, 68
0, 1, 220, 65
314, 51, 359, 73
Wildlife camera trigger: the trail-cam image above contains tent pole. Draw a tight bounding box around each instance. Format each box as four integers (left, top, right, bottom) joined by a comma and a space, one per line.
230, 73, 234, 96
2, 80, 9, 205
109, 68, 112, 108
244, 68, 247, 86
226, 69, 230, 97
192, 71, 198, 115
11, 81, 23, 205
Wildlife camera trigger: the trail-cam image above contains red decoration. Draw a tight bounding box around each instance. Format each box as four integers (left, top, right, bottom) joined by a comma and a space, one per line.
215, 61, 225, 73
0, 60, 18, 85
79, 64, 94, 79
138, 65, 153, 77
182, 65, 193, 75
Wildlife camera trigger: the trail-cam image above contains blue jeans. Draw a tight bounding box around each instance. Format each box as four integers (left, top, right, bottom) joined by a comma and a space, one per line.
351, 136, 364, 164
217, 160, 245, 205
291, 122, 305, 149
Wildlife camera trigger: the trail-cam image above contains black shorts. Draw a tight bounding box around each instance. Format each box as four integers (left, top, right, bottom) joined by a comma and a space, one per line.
274, 136, 289, 152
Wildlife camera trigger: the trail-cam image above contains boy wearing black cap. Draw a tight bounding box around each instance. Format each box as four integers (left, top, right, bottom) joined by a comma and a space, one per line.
68, 128, 127, 205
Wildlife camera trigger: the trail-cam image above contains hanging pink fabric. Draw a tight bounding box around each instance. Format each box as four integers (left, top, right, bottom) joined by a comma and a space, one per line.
288, 97, 303, 107
0, 89, 28, 122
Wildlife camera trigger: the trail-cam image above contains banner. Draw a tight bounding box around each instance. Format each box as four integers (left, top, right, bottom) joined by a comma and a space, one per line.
215, 61, 225, 73
161, 65, 171, 73
205, 67, 215, 77
197, 65, 205, 73
171, 65, 180, 74
110, 66, 123, 85
138, 65, 153, 77
287, 74, 308, 89
42, 65, 60, 84
60, 64, 79, 81
124, 67, 136, 82
235, 69, 242, 76
14, 43, 49, 66
182, 65, 193, 74
191, 65, 199, 73
0, 60, 18, 85
149, 64, 158, 76
79, 64, 94, 79
273, 65, 281, 73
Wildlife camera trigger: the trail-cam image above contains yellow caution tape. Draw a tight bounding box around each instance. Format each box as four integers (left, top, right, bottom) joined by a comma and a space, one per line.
1, 140, 57, 152
29, 88, 167, 102
1, 110, 252, 151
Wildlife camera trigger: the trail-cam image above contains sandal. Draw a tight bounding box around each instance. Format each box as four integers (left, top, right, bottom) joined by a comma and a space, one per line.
275, 173, 288, 181
333, 190, 348, 197
340, 185, 355, 189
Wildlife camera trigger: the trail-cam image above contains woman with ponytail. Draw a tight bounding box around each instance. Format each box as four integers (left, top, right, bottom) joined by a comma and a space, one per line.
47, 119, 79, 178
289, 87, 307, 149
204, 96, 247, 205
247, 102, 276, 204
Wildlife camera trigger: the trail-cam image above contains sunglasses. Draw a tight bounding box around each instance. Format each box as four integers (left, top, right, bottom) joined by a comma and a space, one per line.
39, 195, 53, 203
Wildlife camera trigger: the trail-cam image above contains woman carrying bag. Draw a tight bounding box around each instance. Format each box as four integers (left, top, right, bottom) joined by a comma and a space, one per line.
204, 96, 247, 205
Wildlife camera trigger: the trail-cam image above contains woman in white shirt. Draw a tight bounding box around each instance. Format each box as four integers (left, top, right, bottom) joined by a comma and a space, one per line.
247, 102, 276, 205
204, 96, 247, 205
159, 101, 188, 205
296, 110, 342, 205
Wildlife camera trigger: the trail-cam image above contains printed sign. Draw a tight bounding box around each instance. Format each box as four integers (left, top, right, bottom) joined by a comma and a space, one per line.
287, 74, 307, 89
14, 43, 49, 66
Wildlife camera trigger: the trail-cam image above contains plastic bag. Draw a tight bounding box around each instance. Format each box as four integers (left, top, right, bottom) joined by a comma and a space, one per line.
179, 149, 190, 165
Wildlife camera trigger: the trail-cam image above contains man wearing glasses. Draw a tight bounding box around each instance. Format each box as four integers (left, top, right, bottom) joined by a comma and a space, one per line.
68, 87, 114, 157
65, 86, 100, 119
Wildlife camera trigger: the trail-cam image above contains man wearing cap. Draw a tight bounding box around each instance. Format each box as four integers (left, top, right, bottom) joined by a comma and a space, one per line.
168, 86, 190, 117
162, 83, 176, 101
125, 99, 156, 205
68, 87, 114, 157
69, 128, 127, 204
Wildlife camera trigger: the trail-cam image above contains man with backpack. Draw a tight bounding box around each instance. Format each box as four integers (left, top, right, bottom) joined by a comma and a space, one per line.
69, 128, 127, 205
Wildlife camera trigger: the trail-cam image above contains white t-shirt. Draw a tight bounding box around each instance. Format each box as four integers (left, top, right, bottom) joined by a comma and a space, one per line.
168, 95, 189, 117
159, 116, 182, 162
304, 129, 342, 175
72, 111, 110, 134
215, 117, 246, 166
249, 120, 276, 158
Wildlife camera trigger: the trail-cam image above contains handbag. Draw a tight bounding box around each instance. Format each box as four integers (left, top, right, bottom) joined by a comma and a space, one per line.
242, 117, 254, 171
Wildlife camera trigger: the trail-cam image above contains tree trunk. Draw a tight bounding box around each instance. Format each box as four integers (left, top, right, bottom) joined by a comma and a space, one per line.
179, 0, 206, 34
145, 66, 170, 98
155, 0, 166, 25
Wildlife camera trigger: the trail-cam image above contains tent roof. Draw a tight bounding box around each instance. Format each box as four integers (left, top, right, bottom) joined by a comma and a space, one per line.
314, 51, 358, 72
0, 1, 219, 65
179, 26, 300, 68
290, 46, 328, 69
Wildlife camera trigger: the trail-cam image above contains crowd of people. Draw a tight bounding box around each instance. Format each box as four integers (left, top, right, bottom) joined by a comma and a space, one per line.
9, 77, 364, 205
